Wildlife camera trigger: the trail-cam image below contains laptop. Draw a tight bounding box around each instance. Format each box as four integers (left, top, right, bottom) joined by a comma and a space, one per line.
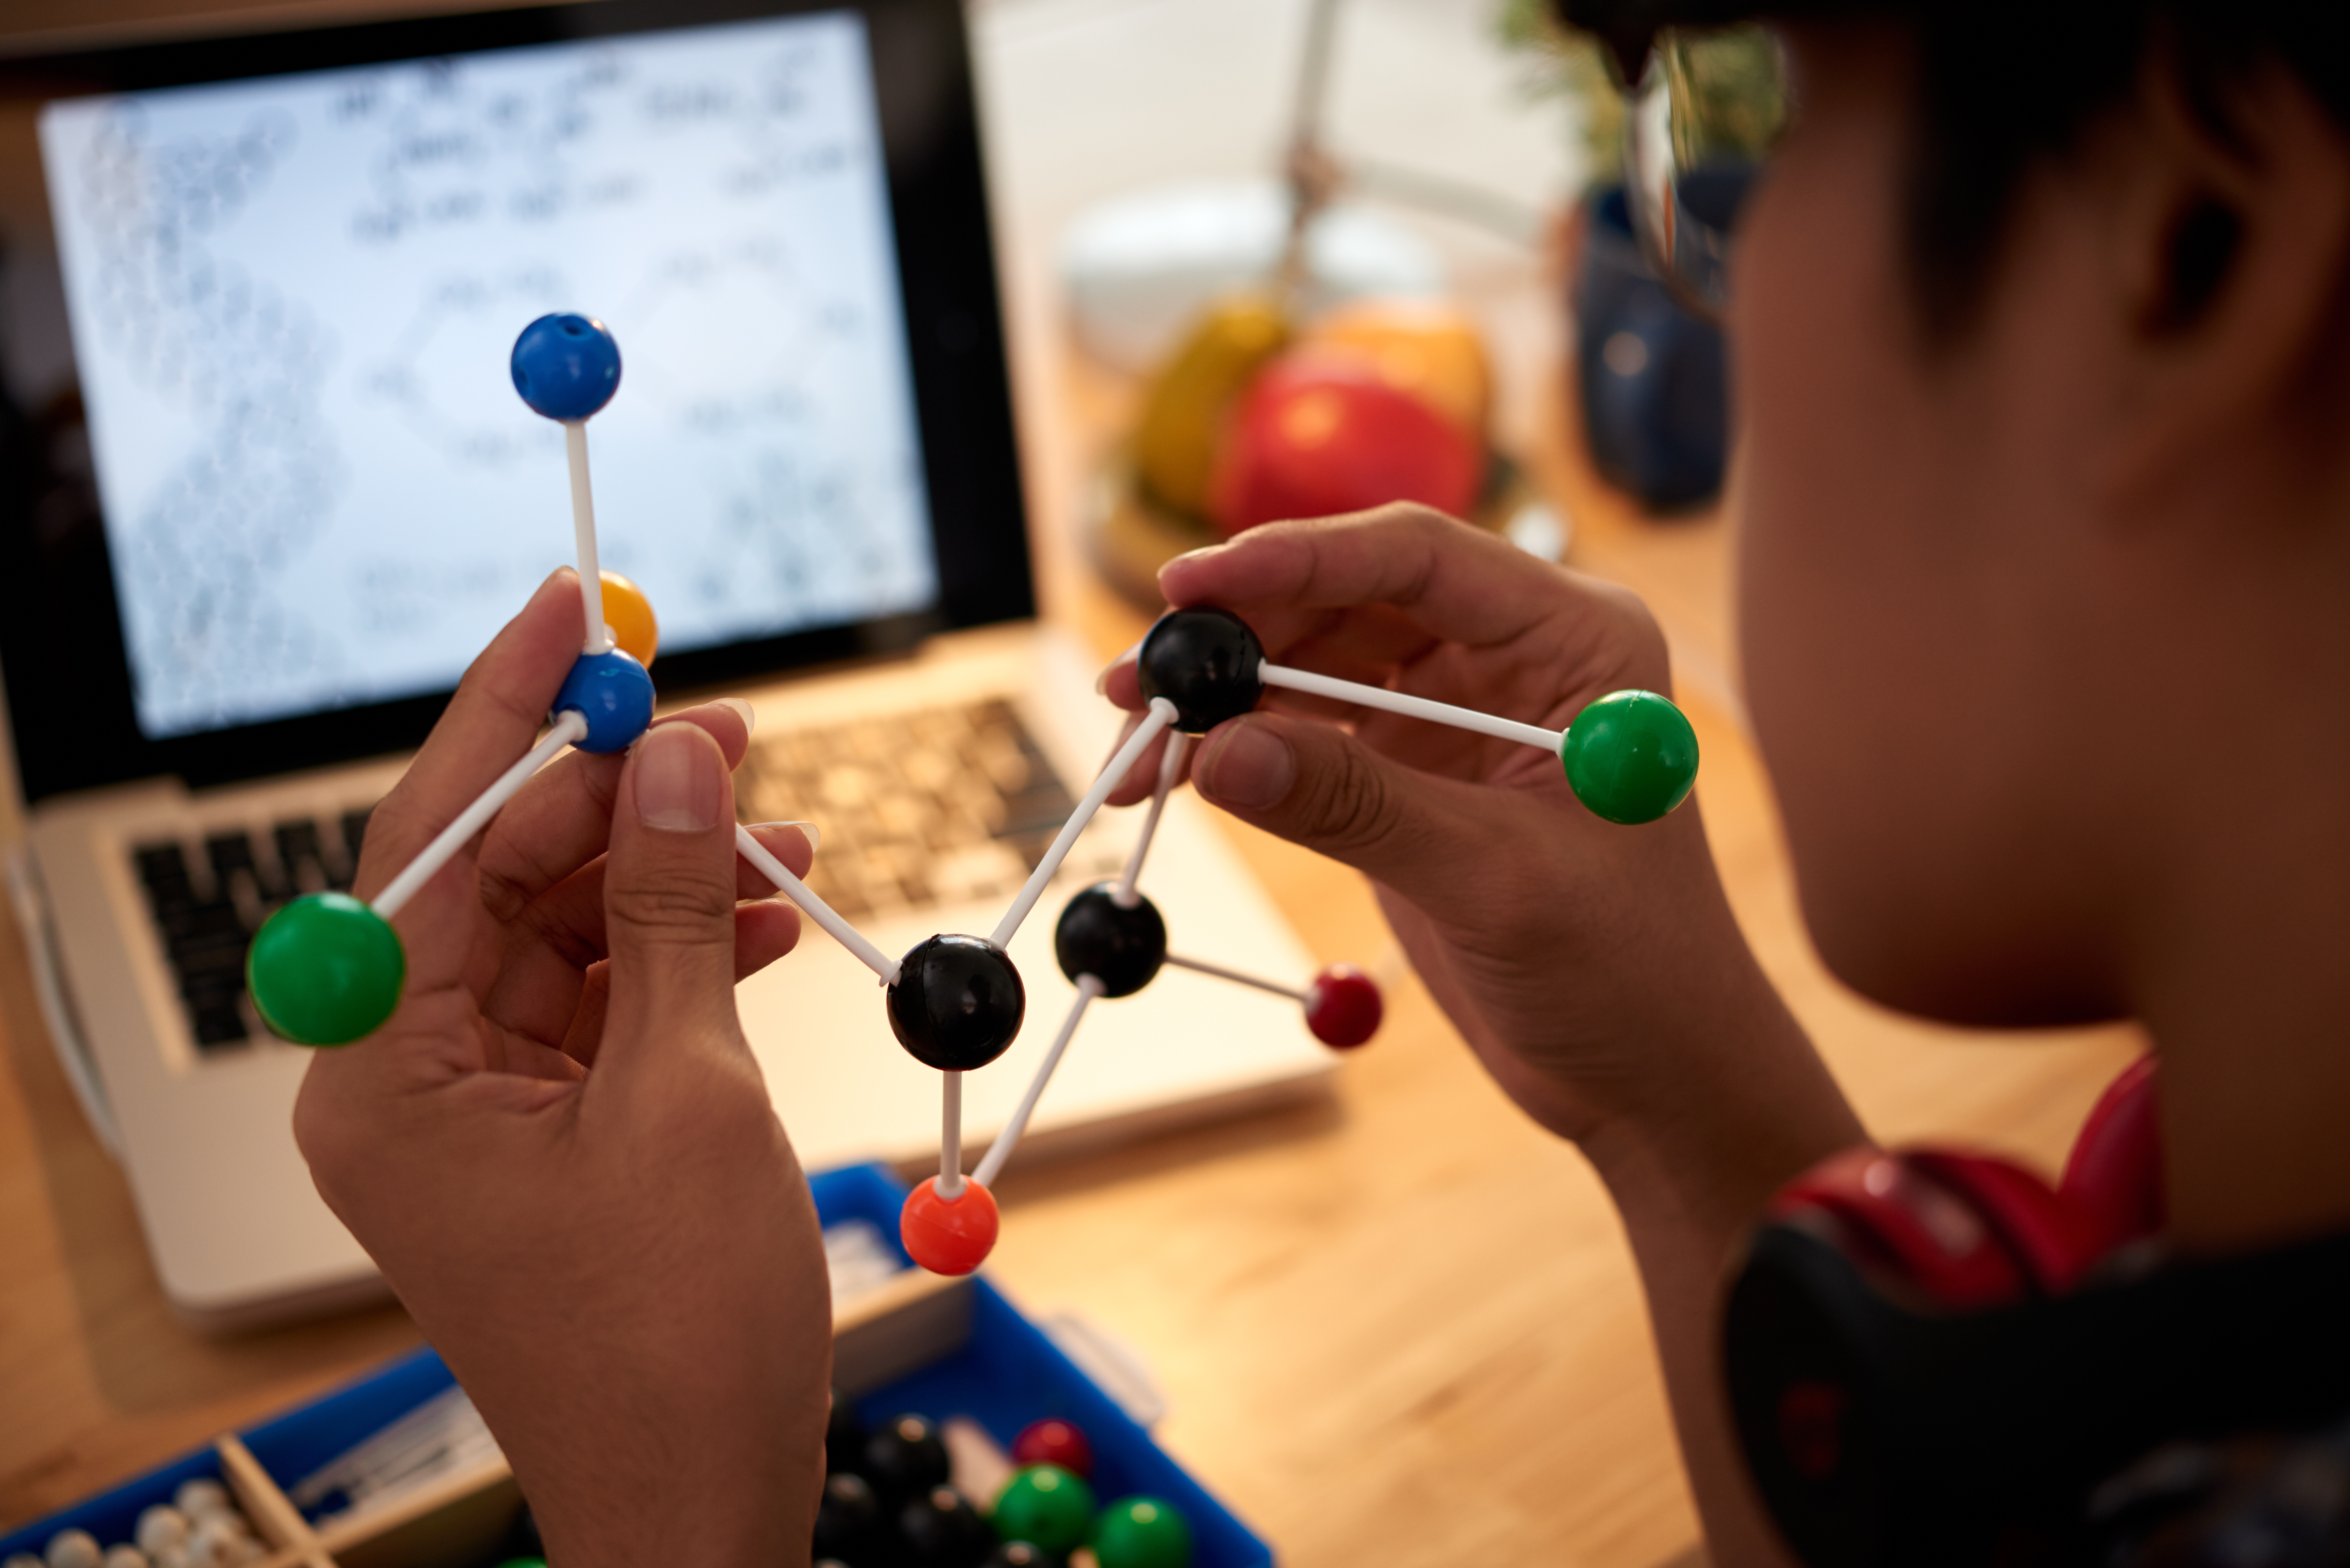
0, 0, 1336, 1331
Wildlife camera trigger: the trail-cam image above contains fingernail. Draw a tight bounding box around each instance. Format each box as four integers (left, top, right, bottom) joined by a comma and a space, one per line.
1095, 637, 1144, 696
1199, 720, 1293, 809
719, 696, 756, 732
747, 819, 820, 854
635, 723, 721, 832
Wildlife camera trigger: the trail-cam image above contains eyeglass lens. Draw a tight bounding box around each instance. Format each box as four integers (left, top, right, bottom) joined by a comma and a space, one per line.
1622, 26, 1789, 321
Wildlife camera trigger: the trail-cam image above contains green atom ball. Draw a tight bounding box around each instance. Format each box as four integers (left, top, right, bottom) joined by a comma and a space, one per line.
991, 1464, 1096, 1555
1092, 1496, 1194, 1568
1560, 689, 1699, 825
246, 892, 406, 1047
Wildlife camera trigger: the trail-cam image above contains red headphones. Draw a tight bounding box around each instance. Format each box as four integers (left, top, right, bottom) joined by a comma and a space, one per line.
1765, 1055, 2165, 1316
1719, 1057, 2350, 1567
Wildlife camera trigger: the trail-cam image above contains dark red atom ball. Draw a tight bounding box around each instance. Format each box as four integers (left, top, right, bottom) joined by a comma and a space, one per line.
1305, 965, 1382, 1048
900, 1176, 1000, 1276
1011, 1417, 1095, 1480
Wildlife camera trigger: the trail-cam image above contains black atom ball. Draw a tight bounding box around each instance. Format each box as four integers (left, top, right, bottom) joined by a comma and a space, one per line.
1137, 606, 1265, 733
1054, 883, 1167, 998
813, 1472, 885, 1562
985, 1544, 1067, 1568
898, 1485, 995, 1568
887, 935, 1026, 1070
506, 1502, 544, 1558
862, 1413, 953, 1503
826, 1395, 869, 1476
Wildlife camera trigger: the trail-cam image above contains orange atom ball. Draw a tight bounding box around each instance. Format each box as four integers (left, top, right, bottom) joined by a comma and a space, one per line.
900, 1176, 999, 1276
600, 571, 659, 667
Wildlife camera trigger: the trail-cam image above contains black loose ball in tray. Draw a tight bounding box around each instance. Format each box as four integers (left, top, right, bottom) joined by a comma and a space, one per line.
1138, 606, 1265, 733
985, 1544, 1067, 1568
887, 934, 1027, 1071
825, 1395, 869, 1477
862, 1413, 953, 1502
813, 1472, 884, 1562
898, 1485, 995, 1568
1054, 883, 1167, 998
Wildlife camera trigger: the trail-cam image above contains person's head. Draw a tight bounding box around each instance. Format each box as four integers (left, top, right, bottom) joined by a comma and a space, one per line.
1567, 4, 2350, 1028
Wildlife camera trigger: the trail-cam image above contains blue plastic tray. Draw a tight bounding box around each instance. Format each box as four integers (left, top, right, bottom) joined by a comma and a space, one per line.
2, 1163, 1272, 1567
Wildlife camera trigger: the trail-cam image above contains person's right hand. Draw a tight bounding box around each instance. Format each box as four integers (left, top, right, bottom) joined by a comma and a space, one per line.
1104, 506, 1854, 1176
296, 572, 830, 1568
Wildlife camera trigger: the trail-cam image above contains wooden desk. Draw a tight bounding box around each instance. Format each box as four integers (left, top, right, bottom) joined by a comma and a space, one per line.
0, 2, 2144, 1560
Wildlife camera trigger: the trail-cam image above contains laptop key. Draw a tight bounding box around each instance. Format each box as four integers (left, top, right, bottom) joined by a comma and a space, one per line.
340, 809, 374, 874
204, 832, 255, 882
133, 842, 200, 913
192, 1005, 249, 1048
275, 820, 330, 895
183, 983, 247, 1022
160, 899, 244, 948
134, 841, 191, 888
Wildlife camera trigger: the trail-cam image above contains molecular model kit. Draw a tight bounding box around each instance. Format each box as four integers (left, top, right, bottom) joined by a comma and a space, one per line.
243, 314, 1700, 1277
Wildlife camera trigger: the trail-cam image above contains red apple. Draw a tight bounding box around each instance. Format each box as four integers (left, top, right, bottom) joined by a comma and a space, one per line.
1208, 351, 1482, 538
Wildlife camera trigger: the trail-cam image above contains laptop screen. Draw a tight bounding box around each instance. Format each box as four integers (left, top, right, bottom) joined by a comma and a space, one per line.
0, 0, 1027, 801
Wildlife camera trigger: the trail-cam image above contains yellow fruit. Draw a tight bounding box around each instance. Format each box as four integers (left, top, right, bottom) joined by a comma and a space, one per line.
1302, 298, 1492, 442
1133, 296, 1290, 518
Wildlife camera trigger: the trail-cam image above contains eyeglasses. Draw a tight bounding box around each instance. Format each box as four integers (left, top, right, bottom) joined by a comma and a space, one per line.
1612, 24, 1791, 322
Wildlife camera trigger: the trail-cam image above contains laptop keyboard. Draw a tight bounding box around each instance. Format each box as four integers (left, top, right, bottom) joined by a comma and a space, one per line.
733, 697, 1080, 920
129, 697, 1081, 1052
132, 810, 374, 1049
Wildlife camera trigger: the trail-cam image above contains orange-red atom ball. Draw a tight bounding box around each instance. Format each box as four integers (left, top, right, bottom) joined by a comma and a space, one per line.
900, 1176, 999, 1276
599, 571, 659, 667
1012, 1418, 1095, 1480
1305, 965, 1382, 1048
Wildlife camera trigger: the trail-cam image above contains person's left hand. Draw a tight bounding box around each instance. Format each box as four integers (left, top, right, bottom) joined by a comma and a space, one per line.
296, 570, 830, 1568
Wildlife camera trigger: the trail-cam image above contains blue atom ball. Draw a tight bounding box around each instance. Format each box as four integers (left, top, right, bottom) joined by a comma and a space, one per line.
511, 313, 621, 421
553, 649, 655, 753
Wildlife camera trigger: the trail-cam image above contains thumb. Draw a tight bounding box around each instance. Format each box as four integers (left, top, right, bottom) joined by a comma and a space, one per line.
600, 720, 744, 1058
1191, 711, 1483, 894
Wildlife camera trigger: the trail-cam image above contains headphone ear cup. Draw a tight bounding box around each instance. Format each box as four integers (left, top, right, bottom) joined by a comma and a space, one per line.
1903, 1150, 2106, 1296
1731, 1148, 2114, 1567
2060, 1056, 2164, 1255
1769, 1148, 2033, 1310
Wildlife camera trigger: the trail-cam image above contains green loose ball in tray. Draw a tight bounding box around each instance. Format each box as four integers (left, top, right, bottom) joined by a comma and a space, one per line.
246, 891, 406, 1046
1560, 689, 1700, 825
1092, 1496, 1194, 1568
991, 1463, 1095, 1555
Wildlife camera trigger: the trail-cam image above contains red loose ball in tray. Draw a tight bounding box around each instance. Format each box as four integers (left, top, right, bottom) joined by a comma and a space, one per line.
1011, 1417, 1095, 1480
1305, 965, 1382, 1049
900, 1176, 1000, 1276
1209, 351, 1482, 539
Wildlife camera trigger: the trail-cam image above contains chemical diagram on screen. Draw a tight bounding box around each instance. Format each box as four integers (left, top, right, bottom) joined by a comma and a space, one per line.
55, 102, 350, 732
337, 34, 852, 248
356, 237, 905, 628
39, 8, 928, 740
242, 313, 1705, 1279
